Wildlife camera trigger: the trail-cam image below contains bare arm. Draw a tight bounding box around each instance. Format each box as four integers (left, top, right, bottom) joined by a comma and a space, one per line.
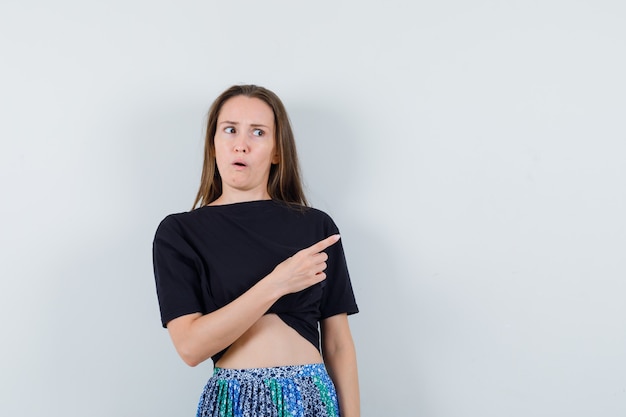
321, 314, 360, 417
167, 234, 341, 367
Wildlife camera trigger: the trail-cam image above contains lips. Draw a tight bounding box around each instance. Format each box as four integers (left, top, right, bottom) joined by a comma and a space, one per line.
232, 159, 247, 167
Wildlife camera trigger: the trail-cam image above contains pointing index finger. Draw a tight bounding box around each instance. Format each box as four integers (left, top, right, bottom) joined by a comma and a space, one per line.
306, 234, 341, 254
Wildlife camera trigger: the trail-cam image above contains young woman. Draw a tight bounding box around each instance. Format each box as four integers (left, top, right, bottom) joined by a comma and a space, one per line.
153, 85, 360, 417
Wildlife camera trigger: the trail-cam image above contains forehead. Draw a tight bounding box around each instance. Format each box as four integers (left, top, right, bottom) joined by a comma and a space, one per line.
218, 96, 275, 126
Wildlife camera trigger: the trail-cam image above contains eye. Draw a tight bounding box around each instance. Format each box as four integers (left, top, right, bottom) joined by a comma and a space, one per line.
252, 129, 264, 137
224, 126, 236, 134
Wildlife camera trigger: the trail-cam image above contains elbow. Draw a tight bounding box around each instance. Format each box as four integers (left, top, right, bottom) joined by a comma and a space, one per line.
323, 341, 356, 360
176, 342, 210, 367
167, 314, 218, 367
182, 355, 202, 367
322, 335, 357, 361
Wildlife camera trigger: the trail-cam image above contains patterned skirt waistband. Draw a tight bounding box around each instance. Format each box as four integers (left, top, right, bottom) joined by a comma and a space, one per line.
213, 363, 328, 380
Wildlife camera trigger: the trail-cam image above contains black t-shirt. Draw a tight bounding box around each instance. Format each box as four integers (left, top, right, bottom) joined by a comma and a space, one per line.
152, 199, 359, 364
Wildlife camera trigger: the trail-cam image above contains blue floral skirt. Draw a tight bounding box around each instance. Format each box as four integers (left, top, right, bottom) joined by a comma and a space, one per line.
196, 363, 340, 417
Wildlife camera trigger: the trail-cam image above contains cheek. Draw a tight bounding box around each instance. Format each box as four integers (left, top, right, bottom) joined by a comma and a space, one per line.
269, 140, 279, 163
213, 139, 228, 157
212, 143, 228, 170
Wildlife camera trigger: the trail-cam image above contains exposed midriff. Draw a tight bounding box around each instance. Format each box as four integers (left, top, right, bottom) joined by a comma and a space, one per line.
215, 314, 323, 369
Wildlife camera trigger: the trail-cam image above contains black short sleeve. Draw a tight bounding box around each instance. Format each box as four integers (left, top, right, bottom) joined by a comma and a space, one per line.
319, 216, 359, 319
152, 215, 207, 327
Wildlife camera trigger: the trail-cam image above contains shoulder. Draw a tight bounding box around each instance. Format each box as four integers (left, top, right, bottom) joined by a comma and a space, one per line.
156, 210, 187, 231
154, 209, 204, 239
274, 201, 336, 222
273, 201, 341, 236
302, 204, 338, 226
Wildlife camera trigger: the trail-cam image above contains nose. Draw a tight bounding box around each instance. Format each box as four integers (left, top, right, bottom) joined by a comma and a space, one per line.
233, 137, 248, 153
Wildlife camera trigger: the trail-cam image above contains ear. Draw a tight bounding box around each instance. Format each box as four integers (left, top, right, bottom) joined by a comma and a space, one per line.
272, 151, 280, 165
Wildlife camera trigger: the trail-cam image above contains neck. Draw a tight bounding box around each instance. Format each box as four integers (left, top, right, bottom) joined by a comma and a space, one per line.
211, 187, 271, 206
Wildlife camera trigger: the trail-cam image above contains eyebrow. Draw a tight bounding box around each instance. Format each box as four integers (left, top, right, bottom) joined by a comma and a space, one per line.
218, 120, 271, 129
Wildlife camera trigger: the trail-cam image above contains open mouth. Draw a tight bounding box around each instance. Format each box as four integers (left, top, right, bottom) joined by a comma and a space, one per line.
233, 162, 247, 167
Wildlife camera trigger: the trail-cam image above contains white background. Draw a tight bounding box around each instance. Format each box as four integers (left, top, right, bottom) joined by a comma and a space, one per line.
1, 1, 625, 416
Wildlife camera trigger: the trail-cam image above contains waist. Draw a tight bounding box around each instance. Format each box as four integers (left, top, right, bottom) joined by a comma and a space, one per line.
215, 314, 322, 369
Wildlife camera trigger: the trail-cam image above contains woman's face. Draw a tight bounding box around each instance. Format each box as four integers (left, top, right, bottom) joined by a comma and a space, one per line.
214, 95, 279, 199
